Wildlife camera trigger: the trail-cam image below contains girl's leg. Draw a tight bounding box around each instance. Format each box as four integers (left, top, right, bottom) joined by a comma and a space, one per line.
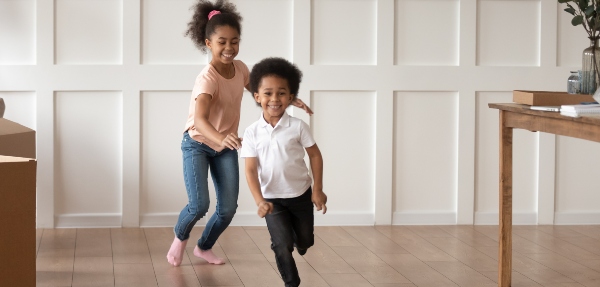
195, 148, 239, 263
266, 200, 301, 287
289, 188, 315, 254
168, 133, 211, 266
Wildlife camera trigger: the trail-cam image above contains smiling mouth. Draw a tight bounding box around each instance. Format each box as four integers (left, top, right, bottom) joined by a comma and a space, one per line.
268, 105, 282, 110
222, 53, 234, 59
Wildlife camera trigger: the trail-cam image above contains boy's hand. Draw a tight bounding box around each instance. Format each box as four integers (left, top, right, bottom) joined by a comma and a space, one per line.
257, 201, 273, 218
312, 190, 327, 214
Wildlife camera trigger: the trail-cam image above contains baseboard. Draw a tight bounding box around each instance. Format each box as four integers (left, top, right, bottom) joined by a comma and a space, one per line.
474, 211, 538, 225
392, 212, 456, 225
139, 212, 375, 227
554, 211, 600, 225
55, 213, 122, 228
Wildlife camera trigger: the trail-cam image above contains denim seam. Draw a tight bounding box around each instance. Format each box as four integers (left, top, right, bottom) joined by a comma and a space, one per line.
180, 148, 201, 241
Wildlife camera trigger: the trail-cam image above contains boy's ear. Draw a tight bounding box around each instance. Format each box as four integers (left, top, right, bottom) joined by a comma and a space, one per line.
254, 93, 260, 103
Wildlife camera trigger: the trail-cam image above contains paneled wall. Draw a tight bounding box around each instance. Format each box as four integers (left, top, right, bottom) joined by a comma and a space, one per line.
1, 0, 599, 228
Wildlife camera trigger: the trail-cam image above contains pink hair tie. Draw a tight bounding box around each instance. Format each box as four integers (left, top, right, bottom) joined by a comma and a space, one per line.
208, 10, 221, 20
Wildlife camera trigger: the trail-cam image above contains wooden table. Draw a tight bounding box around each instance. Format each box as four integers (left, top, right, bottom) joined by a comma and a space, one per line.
488, 103, 600, 287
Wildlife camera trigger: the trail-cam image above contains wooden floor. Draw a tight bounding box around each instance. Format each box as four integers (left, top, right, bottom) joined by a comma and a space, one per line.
36, 225, 600, 287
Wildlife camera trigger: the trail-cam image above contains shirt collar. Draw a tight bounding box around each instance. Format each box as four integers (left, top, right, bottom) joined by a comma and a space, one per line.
259, 112, 290, 128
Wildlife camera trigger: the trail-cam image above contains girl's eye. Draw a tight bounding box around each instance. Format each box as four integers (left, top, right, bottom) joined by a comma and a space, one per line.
218, 42, 225, 45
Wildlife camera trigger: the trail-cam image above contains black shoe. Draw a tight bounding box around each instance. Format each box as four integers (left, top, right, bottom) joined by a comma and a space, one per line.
296, 247, 307, 255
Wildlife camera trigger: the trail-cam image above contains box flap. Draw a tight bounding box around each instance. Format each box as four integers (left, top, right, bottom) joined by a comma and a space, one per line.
0, 118, 34, 136
0, 118, 36, 159
0, 155, 35, 163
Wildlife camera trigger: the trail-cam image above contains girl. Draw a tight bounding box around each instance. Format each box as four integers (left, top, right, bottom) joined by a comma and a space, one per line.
167, 0, 311, 267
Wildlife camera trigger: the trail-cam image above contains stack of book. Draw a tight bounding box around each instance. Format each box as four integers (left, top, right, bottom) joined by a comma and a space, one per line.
560, 104, 600, 117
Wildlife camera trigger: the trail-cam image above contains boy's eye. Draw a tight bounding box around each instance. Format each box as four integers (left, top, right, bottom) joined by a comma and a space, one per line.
218, 42, 225, 45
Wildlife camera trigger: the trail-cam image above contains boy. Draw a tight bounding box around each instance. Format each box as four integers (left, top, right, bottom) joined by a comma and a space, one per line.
241, 57, 327, 287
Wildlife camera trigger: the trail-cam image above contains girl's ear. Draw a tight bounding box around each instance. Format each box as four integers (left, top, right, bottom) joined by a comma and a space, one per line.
205, 38, 211, 49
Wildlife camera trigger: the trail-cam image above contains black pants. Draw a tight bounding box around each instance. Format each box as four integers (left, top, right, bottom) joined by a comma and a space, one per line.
265, 187, 314, 287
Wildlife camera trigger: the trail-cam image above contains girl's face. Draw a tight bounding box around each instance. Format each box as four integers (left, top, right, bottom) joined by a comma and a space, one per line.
254, 76, 293, 126
205, 25, 240, 65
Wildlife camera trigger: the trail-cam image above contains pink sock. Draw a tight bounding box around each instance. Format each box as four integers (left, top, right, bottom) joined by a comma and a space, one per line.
166, 237, 187, 267
193, 246, 225, 265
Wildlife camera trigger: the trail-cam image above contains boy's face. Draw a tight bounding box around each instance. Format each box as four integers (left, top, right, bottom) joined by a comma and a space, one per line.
254, 76, 293, 125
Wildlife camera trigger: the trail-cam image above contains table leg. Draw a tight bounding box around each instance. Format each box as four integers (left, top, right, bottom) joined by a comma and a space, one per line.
499, 110, 513, 287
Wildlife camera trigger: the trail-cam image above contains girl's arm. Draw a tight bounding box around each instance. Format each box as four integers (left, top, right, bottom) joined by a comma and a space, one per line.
305, 144, 327, 214
194, 93, 241, 150
245, 157, 273, 218
292, 98, 314, 115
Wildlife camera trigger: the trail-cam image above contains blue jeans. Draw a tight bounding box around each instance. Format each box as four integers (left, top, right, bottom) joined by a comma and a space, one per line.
174, 131, 239, 250
265, 188, 314, 287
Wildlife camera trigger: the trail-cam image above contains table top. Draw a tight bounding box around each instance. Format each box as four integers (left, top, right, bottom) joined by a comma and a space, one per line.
489, 103, 600, 126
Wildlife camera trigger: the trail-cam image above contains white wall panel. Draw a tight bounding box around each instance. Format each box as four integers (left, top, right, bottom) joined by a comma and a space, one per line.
476, 92, 537, 224
3, 0, 599, 227
311, 91, 376, 214
141, 0, 205, 65
557, 2, 589, 68
140, 91, 189, 215
0, 0, 35, 64
54, 91, 122, 216
556, 136, 600, 222
233, 0, 293, 64
55, 0, 122, 64
0, 91, 36, 130
312, 0, 376, 65
393, 92, 457, 221
477, 0, 540, 66
395, 0, 459, 66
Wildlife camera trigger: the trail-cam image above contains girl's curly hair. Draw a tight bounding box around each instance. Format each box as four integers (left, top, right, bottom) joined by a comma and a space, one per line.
185, 0, 242, 53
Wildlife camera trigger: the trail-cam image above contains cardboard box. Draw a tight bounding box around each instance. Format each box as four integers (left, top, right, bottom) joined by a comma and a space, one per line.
0, 155, 36, 287
513, 90, 596, 106
0, 118, 36, 159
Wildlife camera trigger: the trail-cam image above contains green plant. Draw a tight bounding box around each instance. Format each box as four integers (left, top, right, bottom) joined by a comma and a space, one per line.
560, 0, 600, 37
560, 0, 600, 94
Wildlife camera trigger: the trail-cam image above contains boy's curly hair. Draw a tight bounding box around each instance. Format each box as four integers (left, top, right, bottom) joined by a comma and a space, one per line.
185, 0, 242, 53
249, 57, 303, 106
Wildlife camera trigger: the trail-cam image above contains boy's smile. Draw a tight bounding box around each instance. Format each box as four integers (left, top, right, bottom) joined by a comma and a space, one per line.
255, 76, 293, 127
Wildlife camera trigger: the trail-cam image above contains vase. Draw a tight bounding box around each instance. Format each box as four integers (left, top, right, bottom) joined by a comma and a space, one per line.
581, 37, 600, 94
567, 71, 580, 94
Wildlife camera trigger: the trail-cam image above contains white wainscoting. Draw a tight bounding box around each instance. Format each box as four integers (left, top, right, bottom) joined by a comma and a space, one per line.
1, 0, 599, 228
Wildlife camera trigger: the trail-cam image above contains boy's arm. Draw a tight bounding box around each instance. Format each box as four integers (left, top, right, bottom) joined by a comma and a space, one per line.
244, 157, 273, 218
305, 144, 327, 214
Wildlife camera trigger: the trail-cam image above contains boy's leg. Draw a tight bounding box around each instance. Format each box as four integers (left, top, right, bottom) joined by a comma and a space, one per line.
289, 188, 315, 255
168, 133, 211, 266
265, 200, 301, 287
195, 148, 239, 264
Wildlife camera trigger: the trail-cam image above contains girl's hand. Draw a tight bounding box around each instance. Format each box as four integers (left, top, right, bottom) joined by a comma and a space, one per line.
292, 98, 313, 115
312, 190, 327, 214
257, 201, 273, 218
221, 133, 242, 150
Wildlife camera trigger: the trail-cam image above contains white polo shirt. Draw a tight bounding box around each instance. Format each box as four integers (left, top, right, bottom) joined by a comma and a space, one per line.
240, 112, 316, 199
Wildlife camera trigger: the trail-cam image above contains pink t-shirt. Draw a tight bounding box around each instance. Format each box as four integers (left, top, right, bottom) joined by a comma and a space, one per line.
184, 60, 249, 152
